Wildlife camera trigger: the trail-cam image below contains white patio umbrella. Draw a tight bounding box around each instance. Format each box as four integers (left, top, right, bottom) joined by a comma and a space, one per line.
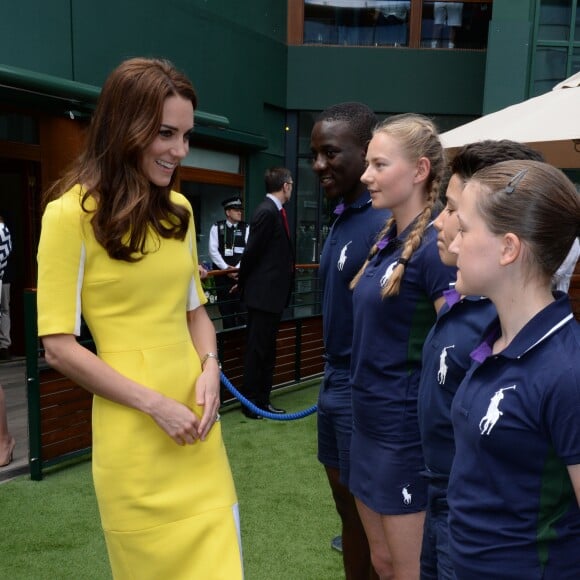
440, 71, 580, 168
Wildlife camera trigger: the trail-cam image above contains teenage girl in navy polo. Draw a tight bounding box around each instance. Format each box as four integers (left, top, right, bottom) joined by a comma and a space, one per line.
448, 160, 580, 579
349, 114, 456, 578
418, 140, 544, 580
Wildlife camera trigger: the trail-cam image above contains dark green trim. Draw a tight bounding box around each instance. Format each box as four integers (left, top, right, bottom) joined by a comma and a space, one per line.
537, 447, 574, 572
193, 125, 268, 151
0, 63, 229, 128
0, 63, 270, 149
24, 289, 42, 481
407, 293, 437, 373
0, 64, 98, 104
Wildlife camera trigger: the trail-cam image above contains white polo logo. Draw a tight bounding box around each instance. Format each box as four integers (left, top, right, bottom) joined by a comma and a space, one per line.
402, 485, 412, 505
380, 261, 398, 287
337, 241, 352, 271
437, 345, 455, 385
479, 385, 517, 435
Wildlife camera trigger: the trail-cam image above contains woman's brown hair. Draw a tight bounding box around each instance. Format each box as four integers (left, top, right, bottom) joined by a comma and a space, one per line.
351, 113, 445, 297
43, 57, 198, 261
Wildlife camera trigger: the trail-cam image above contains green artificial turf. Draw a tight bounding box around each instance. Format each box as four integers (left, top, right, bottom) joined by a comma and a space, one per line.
1, 379, 344, 579
0, 458, 108, 579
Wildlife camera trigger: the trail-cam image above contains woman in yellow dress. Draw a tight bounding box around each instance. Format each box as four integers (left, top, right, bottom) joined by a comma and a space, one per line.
37, 57, 244, 579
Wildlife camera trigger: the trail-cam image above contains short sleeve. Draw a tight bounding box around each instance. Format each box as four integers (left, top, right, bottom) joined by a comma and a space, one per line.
186, 207, 207, 312
37, 193, 85, 336
420, 230, 457, 302
543, 353, 580, 465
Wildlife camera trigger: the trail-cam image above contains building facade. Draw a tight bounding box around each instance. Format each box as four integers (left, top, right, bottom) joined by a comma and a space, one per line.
1, 0, 578, 353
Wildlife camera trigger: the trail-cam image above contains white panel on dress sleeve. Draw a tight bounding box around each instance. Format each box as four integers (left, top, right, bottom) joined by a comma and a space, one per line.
187, 277, 202, 311
187, 229, 202, 311
74, 242, 86, 336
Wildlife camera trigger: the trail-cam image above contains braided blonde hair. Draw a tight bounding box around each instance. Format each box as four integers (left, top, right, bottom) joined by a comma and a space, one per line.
350, 114, 445, 297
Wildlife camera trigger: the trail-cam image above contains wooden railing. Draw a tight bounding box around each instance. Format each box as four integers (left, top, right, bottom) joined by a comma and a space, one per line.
27, 259, 578, 480
24, 287, 324, 481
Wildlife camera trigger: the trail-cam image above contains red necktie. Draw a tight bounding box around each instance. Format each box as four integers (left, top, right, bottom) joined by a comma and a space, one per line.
280, 207, 290, 237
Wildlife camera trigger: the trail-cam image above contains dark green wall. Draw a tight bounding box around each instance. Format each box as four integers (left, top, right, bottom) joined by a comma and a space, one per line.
1, 1, 288, 143
1, 0, 542, 208
482, 0, 536, 114
0, 0, 73, 77
1, 0, 290, 216
492, 0, 535, 20
69, 1, 288, 137
184, 1, 288, 41
1, 0, 543, 128
287, 47, 487, 115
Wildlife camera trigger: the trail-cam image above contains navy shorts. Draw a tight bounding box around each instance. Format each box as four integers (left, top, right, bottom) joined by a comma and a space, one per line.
420, 483, 456, 580
317, 364, 354, 487
349, 426, 427, 515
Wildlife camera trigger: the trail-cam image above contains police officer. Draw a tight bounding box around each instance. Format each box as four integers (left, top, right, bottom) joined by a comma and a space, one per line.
208, 196, 249, 329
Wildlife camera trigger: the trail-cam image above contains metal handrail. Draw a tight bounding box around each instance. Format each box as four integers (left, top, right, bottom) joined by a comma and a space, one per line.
202, 263, 322, 328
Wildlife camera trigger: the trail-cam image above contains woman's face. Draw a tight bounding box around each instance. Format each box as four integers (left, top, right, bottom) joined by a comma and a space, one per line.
361, 132, 421, 211
141, 95, 194, 187
433, 173, 464, 266
449, 181, 504, 296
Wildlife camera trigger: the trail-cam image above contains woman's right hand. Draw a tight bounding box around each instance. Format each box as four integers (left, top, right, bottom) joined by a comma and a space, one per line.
149, 394, 201, 445
41, 334, 204, 446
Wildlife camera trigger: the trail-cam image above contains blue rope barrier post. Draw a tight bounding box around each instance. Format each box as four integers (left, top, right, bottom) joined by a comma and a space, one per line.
220, 371, 317, 421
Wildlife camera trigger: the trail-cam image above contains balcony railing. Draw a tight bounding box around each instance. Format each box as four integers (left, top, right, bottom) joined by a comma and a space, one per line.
23, 267, 325, 480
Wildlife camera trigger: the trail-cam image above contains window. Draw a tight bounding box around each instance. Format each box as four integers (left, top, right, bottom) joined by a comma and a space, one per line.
421, 1, 492, 49
532, 0, 580, 95
178, 148, 245, 264
303, 1, 410, 46
291, 0, 493, 49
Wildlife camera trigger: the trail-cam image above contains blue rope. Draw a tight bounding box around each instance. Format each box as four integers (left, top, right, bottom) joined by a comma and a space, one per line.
220, 371, 317, 421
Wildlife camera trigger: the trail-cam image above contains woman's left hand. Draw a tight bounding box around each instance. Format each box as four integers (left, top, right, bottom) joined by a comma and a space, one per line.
195, 359, 221, 440
187, 306, 222, 440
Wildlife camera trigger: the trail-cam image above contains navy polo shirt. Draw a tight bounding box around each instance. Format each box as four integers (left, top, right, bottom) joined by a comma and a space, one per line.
319, 192, 390, 362
351, 220, 457, 439
418, 289, 496, 480
449, 293, 580, 579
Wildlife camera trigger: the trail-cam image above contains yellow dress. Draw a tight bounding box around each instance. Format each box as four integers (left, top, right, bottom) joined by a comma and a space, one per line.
37, 186, 243, 579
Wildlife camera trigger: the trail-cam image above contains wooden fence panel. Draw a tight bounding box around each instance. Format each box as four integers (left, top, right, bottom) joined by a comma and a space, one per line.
27, 312, 324, 479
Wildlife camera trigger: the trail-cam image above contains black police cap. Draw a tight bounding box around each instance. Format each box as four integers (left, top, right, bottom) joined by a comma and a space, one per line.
222, 197, 243, 210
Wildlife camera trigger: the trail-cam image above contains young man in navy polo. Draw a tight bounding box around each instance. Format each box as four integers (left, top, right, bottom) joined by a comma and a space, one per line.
311, 102, 390, 579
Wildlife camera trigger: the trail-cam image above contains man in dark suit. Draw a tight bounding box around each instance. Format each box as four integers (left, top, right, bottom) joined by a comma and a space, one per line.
237, 167, 295, 419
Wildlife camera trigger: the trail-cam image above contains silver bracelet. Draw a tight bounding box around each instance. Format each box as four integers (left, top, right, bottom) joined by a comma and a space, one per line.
201, 352, 221, 369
